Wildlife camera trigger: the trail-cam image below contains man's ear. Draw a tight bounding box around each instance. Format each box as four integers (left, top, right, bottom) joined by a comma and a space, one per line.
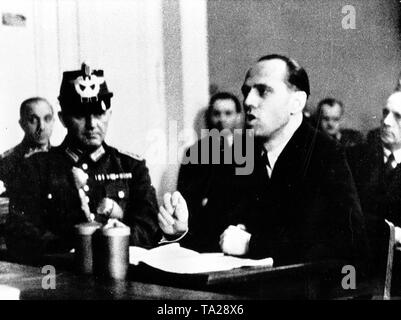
291, 91, 307, 115
58, 111, 67, 129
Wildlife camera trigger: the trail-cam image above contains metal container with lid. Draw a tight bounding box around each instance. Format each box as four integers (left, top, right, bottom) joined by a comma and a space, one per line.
74, 221, 102, 274
93, 219, 131, 280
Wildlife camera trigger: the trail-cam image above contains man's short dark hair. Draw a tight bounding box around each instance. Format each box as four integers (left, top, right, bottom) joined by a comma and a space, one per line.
316, 97, 344, 117
205, 91, 241, 129
257, 54, 310, 98
20, 97, 53, 119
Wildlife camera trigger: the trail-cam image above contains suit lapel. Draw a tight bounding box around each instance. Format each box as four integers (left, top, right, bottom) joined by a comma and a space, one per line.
271, 120, 314, 186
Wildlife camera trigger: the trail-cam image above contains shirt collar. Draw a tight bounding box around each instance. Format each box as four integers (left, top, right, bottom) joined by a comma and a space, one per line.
264, 114, 303, 174
265, 139, 287, 174
20, 139, 51, 158
335, 131, 342, 141
64, 145, 106, 163
383, 147, 401, 164
224, 133, 234, 147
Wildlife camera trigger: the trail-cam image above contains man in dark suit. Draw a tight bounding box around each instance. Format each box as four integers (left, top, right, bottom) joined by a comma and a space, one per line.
176, 92, 243, 252
218, 55, 368, 267
347, 91, 401, 288
160, 55, 369, 272
314, 97, 364, 148
348, 91, 401, 233
0, 97, 55, 191
0, 97, 55, 243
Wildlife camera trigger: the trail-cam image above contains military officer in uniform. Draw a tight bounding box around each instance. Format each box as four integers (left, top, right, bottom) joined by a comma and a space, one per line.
5, 63, 188, 263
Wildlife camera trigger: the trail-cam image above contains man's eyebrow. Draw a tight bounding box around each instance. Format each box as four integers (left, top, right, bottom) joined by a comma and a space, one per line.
254, 83, 271, 90
253, 84, 274, 95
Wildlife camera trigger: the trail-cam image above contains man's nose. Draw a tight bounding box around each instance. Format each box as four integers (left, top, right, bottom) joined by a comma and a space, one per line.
244, 90, 258, 113
37, 119, 45, 131
85, 114, 96, 128
383, 113, 393, 126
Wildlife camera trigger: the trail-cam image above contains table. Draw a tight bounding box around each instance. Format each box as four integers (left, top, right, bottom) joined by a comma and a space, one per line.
0, 256, 359, 300
0, 261, 247, 300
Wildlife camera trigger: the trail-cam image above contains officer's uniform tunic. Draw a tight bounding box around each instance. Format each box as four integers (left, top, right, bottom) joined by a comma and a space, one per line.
5, 140, 161, 261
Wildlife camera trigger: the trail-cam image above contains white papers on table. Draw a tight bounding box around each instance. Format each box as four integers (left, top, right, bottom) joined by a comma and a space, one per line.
0, 285, 20, 300
129, 243, 273, 274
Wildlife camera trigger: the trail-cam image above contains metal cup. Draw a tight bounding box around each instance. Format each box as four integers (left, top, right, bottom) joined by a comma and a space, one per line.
74, 221, 102, 274
93, 220, 131, 280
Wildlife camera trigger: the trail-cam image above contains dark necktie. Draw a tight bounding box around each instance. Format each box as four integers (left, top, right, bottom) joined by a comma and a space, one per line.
257, 148, 270, 189
384, 153, 396, 177
261, 149, 271, 173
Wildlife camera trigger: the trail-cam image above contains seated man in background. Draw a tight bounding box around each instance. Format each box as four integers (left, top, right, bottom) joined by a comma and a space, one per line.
347, 91, 401, 293
204, 91, 242, 142
0, 97, 55, 190
366, 74, 401, 145
5, 63, 187, 263
314, 97, 364, 148
176, 91, 243, 252
160, 55, 370, 275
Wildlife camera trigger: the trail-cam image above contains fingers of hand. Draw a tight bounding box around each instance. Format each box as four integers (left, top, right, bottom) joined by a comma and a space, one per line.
157, 212, 167, 226
220, 225, 234, 242
163, 192, 174, 214
219, 226, 234, 251
171, 191, 180, 207
109, 201, 123, 219
220, 225, 250, 255
158, 210, 176, 234
174, 199, 189, 222
157, 213, 169, 231
159, 205, 175, 225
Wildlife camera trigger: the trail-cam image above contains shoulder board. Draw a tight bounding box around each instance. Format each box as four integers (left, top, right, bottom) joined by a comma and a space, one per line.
117, 149, 144, 161
24, 149, 48, 159
0, 147, 16, 159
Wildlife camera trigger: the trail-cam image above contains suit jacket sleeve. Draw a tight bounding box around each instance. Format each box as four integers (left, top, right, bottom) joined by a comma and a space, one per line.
123, 159, 161, 248
5, 157, 67, 262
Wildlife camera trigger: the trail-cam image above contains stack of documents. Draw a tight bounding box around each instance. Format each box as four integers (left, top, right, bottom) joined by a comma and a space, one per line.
130, 243, 273, 274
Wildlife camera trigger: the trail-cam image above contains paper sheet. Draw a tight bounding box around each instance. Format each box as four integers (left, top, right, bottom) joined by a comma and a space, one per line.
130, 243, 273, 274
0, 285, 20, 300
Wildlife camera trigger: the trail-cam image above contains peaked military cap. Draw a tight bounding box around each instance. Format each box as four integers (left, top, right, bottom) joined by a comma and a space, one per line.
58, 62, 113, 115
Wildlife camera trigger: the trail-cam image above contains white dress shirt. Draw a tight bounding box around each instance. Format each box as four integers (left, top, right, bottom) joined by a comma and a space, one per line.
264, 115, 303, 178
383, 147, 401, 169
